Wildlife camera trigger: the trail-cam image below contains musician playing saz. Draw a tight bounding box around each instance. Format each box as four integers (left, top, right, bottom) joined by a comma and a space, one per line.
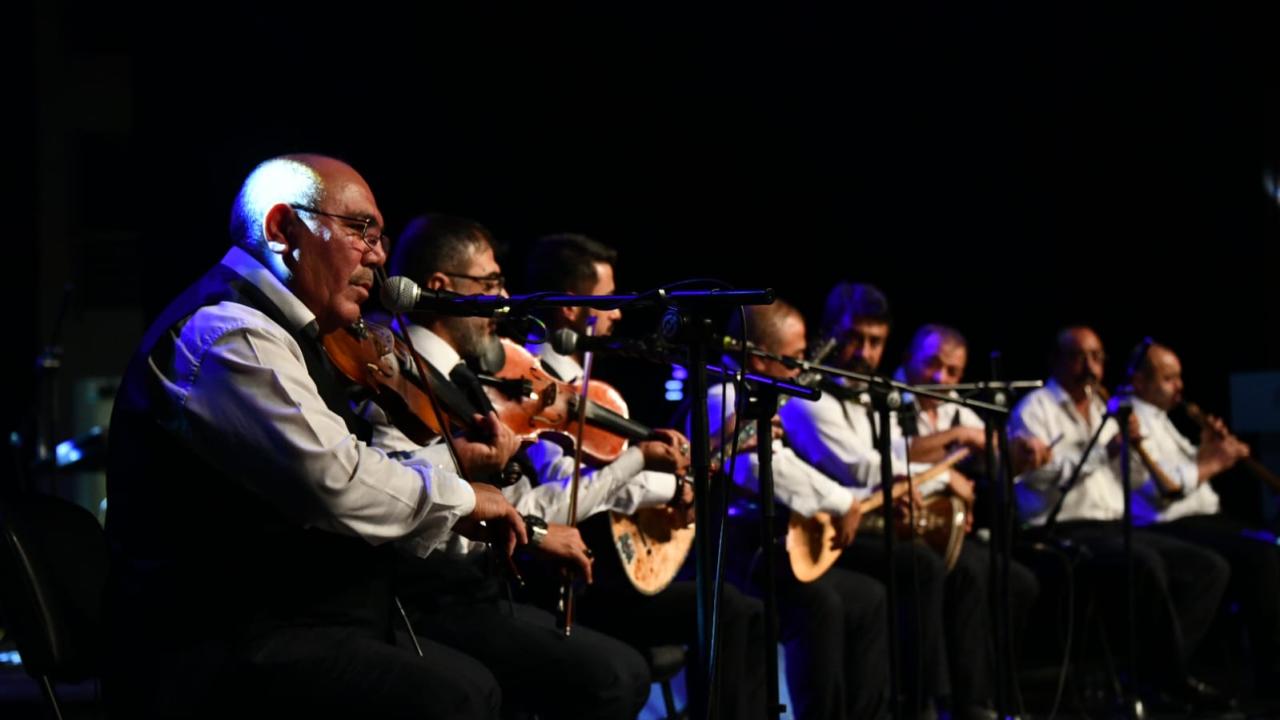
778, 282, 955, 718
713, 300, 891, 720
894, 324, 1040, 718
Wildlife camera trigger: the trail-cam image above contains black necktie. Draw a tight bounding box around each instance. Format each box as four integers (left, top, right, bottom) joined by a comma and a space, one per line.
450, 362, 496, 416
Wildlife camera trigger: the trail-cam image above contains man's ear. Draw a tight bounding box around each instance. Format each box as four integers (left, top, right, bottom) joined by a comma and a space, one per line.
559, 305, 580, 326
426, 272, 451, 292
262, 203, 298, 256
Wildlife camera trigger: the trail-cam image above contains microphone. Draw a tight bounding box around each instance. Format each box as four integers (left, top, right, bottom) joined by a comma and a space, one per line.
379, 275, 512, 317
550, 328, 649, 356
549, 328, 676, 364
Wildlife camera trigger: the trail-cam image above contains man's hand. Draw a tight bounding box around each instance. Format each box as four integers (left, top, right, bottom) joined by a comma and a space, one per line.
1011, 433, 1052, 475
454, 412, 521, 480
954, 426, 988, 451
453, 482, 527, 558
1198, 433, 1251, 477
535, 523, 595, 584
669, 476, 696, 527
892, 479, 927, 517
640, 428, 692, 476
1107, 412, 1144, 457
831, 498, 864, 549
946, 469, 976, 506
946, 469, 977, 533
1199, 413, 1231, 444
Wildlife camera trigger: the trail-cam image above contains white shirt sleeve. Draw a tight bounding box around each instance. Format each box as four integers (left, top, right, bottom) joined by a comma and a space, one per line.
515, 440, 669, 524
1132, 404, 1200, 495
169, 302, 475, 557
706, 383, 860, 515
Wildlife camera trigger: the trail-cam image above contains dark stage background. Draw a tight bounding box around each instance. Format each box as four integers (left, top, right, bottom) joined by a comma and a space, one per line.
13, 2, 1280, 497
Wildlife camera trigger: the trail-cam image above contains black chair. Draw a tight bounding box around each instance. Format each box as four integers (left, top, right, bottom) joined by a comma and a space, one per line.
645, 644, 687, 719
0, 492, 109, 720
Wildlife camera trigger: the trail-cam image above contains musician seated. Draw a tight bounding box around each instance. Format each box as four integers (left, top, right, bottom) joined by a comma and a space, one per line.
1010, 326, 1233, 711
370, 214, 654, 720
711, 300, 890, 720
523, 232, 768, 720
783, 282, 990, 718
106, 155, 517, 719
893, 324, 1040, 718
1125, 341, 1280, 697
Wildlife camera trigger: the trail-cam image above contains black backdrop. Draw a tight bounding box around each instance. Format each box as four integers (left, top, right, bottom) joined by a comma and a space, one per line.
14, 2, 1279, 457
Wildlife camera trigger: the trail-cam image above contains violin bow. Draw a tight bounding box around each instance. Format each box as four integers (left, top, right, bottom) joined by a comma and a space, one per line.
560, 316, 598, 636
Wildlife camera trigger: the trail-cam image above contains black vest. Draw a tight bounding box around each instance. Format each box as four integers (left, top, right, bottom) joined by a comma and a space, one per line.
106, 263, 393, 659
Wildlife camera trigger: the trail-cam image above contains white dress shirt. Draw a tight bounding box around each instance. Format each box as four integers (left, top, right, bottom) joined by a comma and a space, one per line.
520, 341, 678, 523
706, 381, 859, 517
1009, 379, 1143, 525
1130, 397, 1220, 524
778, 379, 948, 497
166, 247, 476, 558
375, 333, 676, 526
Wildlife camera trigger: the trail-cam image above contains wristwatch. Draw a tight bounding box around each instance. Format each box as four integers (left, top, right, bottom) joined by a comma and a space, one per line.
523, 514, 549, 548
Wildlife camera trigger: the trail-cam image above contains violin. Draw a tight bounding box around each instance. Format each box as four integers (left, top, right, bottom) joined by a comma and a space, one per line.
321, 319, 481, 446
480, 337, 696, 597
479, 338, 658, 462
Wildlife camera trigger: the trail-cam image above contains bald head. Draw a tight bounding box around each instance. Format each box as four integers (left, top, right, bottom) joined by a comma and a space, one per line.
726, 300, 807, 378
736, 301, 803, 354
229, 154, 370, 256
1132, 344, 1184, 410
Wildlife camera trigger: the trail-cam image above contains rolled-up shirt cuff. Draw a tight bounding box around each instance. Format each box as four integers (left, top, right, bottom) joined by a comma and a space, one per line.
635, 471, 679, 508
918, 477, 949, 497
1176, 459, 1199, 495
816, 483, 857, 516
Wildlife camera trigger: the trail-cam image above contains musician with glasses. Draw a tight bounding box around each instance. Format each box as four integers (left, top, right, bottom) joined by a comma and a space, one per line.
106, 155, 522, 718
368, 214, 658, 720
778, 282, 954, 719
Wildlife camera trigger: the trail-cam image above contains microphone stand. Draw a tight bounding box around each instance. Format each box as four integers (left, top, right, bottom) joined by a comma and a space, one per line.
645, 296, 773, 720
1115, 396, 1143, 720
1039, 389, 1143, 720
903, 371, 1045, 720
734, 343, 1011, 719
711, 365, 820, 720
388, 280, 775, 720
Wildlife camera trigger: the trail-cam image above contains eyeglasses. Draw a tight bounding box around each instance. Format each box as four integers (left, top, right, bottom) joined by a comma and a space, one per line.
290, 204, 389, 253
442, 271, 505, 293
1065, 349, 1106, 363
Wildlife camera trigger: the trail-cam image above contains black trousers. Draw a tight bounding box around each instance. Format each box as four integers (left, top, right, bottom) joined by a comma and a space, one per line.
770, 562, 890, 720
1149, 512, 1280, 686
722, 512, 890, 720
576, 579, 769, 720
106, 624, 503, 720
839, 534, 950, 707
1053, 521, 1230, 687
945, 541, 1040, 709
397, 549, 650, 720
410, 598, 651, 720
